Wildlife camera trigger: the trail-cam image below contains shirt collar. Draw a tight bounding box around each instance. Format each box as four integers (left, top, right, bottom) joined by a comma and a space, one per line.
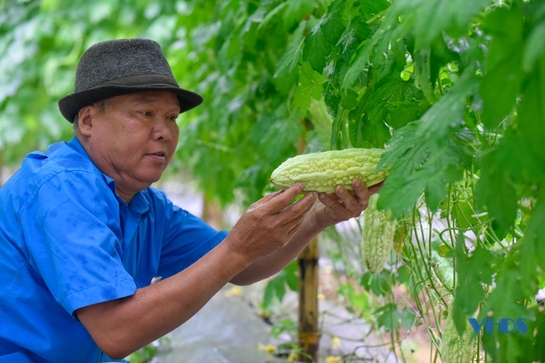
66, 137, 151, 216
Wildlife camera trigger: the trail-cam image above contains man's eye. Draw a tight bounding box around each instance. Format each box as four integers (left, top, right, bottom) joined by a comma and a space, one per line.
141, 111, 153, 117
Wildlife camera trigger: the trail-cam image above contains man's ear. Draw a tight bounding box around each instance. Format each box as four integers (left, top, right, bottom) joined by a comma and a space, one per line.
77, 106, 94, 136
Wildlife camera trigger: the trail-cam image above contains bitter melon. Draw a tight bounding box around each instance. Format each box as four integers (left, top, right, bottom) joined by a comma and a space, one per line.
270, 148, 387, 193
441, 304, 475, 363
361, 193, 396, 273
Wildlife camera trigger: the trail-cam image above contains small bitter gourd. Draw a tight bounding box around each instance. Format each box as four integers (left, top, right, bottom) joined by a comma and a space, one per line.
361, 193, 396, 273
270, 148, 388, 193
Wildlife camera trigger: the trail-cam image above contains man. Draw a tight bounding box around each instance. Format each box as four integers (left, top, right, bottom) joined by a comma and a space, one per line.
0, 39, 381, 362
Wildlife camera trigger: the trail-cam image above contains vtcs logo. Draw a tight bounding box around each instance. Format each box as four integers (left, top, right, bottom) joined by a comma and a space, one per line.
468, 318, 528, 334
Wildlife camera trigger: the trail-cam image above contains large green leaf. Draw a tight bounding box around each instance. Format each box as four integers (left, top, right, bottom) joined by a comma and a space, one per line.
377, 69, 477, 217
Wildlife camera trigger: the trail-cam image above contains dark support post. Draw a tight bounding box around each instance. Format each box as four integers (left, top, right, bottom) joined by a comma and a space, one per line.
297, 237, 320, 362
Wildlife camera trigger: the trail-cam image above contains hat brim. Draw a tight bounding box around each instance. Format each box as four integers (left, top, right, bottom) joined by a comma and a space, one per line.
58, 84, 203, 122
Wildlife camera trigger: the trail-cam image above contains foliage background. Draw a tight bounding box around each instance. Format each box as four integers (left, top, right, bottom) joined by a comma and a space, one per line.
2, 0, 545, 362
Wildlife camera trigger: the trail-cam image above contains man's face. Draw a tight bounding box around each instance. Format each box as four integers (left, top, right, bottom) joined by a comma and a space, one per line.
83, 91, 181, 199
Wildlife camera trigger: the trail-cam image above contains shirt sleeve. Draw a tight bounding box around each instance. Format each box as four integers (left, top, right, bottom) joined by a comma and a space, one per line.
152, 190, 227, 279
19, 170, 137, 315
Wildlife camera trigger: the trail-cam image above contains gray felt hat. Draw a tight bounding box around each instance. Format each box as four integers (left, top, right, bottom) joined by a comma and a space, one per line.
58, 38, 203, 122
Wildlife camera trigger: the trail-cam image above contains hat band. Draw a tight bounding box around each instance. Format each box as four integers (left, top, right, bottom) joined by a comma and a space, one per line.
82, 74, 180, 91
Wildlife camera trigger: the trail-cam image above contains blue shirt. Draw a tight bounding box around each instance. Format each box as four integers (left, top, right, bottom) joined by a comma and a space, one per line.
0, 137, 227, 362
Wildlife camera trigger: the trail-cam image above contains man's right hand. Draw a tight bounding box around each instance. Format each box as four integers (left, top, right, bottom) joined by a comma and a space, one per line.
224, 183, 317, 264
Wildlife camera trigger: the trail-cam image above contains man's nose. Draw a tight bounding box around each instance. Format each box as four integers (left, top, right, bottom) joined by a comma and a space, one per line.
152, 118, 174, 141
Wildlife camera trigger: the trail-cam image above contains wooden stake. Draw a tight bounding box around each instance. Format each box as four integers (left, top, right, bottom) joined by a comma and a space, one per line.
297, 237, 320, 362
295, 120, 320, 362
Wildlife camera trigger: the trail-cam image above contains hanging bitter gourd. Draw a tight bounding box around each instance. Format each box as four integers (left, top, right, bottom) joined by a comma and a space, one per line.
441, 303, 476, 363
270, 148, 388, 193
361, 193, 396, 273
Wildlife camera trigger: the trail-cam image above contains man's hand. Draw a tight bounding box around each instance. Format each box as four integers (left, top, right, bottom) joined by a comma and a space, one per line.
313, 179, 384, 228
224, 183, 317, 264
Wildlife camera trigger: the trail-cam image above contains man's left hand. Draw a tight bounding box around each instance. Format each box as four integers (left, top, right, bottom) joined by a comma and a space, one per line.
312, 179, 384, 229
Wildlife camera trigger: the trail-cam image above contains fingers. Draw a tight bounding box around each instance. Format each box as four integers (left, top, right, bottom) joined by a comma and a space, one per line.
266, 190, 316, 245
229, 185, 315, 259
262, 183, 306, 214
317, 179, 385, 223
287, 191, 317, 214
282, 200, 315, 241
318, 191, 351, 221
347, 180, 372, 210
247, 183, 315, 233
318, 183, 363, 216
248, 190, 284, 211
282, 192, 316, 223
337, 184, 364, 212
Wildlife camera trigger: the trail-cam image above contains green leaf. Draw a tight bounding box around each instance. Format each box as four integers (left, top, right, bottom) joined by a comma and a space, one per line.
284, 260, 300, 292
413, 48, 437, 104
375, 303, 415, 332
388, 101, 428, 131
480, 5, 524, 129
320, 0, 346, 46
303, 21, 332, 72
292, 62, 327, 117
477, 54, 545, 235
451, 193, 478, 232
532, 310, 545, 360
342, 30, 380, 89
523, 22, 545, 72
452, 234, 493, 332
283, 0, 317, 31
337, 16, 372, 57
340, 89, 359, 110
257, 2, 288, 32
347, 76, 426, 148
519, 192, 545, 293
274, 22, 305, 93
388, 0, 490, 50
360, 270, 393, 296
516, 53, 545, 176
352, 119, 390, 148
376, 69, 477, 217
399, 307, 417, 332
263, 277, 284, 308
479, 249, 533, 363
369, 76, 428, 129
359, 0, 390, 21
375, 303, 398, 332
338, 283, 369, 314
262, 261, 299, 308
476, 173, 516, 238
